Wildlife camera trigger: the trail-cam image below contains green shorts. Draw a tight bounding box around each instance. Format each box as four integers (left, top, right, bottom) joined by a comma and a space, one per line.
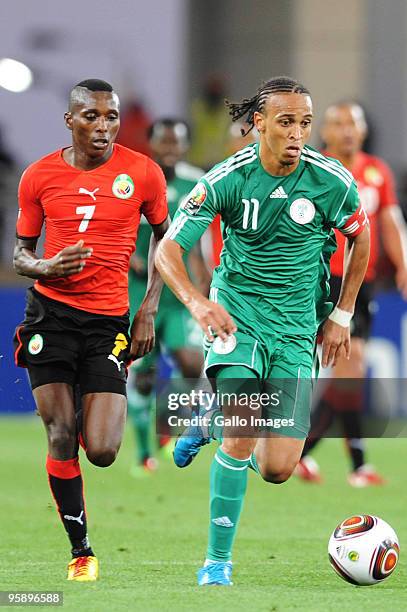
203, 287, 318, 439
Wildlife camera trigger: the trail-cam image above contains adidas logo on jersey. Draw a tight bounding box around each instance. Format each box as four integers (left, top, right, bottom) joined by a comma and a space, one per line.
212, 516, 234, 528
270, 186, 287, 199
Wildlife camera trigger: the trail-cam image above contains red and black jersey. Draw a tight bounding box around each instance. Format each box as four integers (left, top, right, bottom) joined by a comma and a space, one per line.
327, 151, 398, 281
17, 143, 167, 315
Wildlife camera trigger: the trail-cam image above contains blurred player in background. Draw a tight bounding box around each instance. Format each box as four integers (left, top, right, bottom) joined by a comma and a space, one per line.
188, 75, 230, 171
13, 80, 168, 581
156, 77, 370, 585
127, 118, 210, 474
296, 101, 407, 487
203, 122, 258, 269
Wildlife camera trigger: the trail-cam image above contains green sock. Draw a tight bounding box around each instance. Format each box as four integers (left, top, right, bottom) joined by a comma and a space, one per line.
207, 447, 250, 562
127, 388, 153, 463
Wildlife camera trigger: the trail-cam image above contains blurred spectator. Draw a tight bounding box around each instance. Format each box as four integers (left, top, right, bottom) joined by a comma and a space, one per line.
0, 126, 20, 268
225, 121, 258, 156
115, 99, 152, 156
188, 75, 230, 171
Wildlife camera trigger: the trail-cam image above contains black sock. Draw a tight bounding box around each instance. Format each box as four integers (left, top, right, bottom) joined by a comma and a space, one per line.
302, 399, 335, 458
46, 455, 94, 557
341, 410, 365, 471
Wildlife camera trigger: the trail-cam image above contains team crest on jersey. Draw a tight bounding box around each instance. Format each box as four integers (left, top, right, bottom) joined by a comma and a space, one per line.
289, 198, 316, 225
212, 334, 237, 355
364, 166, 383, 187
28, 333, 43, 355
112, 174, 135, 199
182, 182, 207, 215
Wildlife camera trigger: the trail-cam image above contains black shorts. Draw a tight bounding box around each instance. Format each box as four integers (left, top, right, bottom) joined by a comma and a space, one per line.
329, 276, 374, 340
13, 287, 130, 396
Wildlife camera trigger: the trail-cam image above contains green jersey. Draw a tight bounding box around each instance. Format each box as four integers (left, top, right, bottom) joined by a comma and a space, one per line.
129, 162, 202, 318
168, 143, 363, 335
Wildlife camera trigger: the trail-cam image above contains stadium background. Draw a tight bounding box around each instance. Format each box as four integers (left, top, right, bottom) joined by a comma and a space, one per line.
1, 1, 407, 610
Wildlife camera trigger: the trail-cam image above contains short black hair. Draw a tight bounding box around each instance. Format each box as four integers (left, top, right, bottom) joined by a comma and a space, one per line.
147, 118, 191, 142
69, 79, 116, 111
74, 79, 113, 92
226, 76, 311, 135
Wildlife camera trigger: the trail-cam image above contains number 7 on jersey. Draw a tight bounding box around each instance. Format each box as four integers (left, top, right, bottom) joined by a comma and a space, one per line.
76, 205, 96, 232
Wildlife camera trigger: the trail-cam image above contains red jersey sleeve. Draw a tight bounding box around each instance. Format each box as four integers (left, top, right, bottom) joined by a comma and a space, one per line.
141, 159, 168, 225
16, 166, 44, 238
377, 159, 398, 209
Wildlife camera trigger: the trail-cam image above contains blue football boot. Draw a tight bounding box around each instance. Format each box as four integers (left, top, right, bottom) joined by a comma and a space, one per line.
197, 561, 233, 586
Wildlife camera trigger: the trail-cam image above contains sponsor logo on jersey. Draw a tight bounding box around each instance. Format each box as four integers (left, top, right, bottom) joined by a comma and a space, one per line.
289, 198, 316, 225
270, 186, 288, 199
28, 334, 43, 355
212, 334, 237, 355
112, 174, 135, 199
182, 182, 207, 215
79, 187, 99, 201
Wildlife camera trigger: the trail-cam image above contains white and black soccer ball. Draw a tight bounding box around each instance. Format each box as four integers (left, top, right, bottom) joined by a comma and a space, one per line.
328, 515, 399, 586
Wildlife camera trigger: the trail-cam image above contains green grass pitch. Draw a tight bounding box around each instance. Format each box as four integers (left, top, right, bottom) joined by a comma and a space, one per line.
1, 416, 406, 611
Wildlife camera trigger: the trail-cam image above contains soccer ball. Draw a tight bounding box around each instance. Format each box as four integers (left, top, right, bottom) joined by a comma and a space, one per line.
328, 515, 399, 586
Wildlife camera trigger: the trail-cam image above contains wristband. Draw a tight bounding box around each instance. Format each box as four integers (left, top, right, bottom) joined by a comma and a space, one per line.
328, 306, 353, 328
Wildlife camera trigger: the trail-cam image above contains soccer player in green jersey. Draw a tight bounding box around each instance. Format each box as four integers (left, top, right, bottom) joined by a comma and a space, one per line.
128, 118, 210, 473
155, 77, 370, 585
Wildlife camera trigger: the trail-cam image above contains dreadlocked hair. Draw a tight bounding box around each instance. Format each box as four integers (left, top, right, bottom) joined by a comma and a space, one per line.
225, 76, 311, 136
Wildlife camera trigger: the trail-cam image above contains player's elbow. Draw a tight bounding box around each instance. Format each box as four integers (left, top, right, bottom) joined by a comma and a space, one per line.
155, 237, 181, 276
154, 239, 166, 275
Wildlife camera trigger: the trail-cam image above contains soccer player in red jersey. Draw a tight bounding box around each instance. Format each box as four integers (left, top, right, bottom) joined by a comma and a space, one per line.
297, 102, 407, 487
13, 79, 169, 580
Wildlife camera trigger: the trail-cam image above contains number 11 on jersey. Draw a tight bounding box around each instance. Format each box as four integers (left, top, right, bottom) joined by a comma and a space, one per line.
76, 205, 96, 232
242, 198, 259, 230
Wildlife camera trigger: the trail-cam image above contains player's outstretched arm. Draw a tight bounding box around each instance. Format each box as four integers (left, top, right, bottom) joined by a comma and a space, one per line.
13, 237, 92, 279
129, 217, 170, 359
155, 236, 236, 341
322, 224, 370, 368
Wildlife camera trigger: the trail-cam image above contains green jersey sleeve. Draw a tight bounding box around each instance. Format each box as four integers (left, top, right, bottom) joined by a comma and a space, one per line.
166, 177, 220, 252
330, 179, 360, 229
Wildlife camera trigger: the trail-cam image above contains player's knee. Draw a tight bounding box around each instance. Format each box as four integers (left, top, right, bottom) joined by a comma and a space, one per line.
134, 374, 154, 396
47, 423, 76, 455
179, 361, 202, 378
221, 438, 256, 460
174, 350, 203, 378
86, 445, 118, 467
260, 460, 296, 484
261, 469, 292, 484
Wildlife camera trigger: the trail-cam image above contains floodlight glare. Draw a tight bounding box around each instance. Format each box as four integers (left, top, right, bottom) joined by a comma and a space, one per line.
0, 58, 33, 92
